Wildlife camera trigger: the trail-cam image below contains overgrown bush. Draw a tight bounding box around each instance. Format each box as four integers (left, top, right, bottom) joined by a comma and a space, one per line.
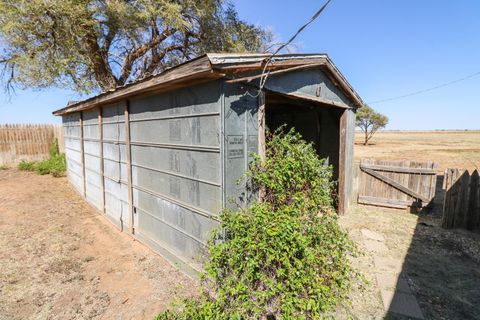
158, 128, 357, 320
17, 139, 66, 177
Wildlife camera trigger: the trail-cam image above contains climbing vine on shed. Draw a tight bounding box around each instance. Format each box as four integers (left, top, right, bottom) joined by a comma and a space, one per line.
157, 128, 358, 319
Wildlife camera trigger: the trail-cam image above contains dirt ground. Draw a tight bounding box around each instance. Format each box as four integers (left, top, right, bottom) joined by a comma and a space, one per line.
355, 131, 480, 173
338, 206, 480, 319
0, 169, 196, 320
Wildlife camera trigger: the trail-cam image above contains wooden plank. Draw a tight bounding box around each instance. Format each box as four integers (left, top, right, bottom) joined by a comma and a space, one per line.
80, 113, 86, 197
338, 109, 347, 214
226, 63, 325, 83
265, 90, 350, 109
361, 167, 430, 203
474, 171, 480, 230
258, 92, 266, 162
443, 168, 461, 228
124, 100, 134, 235
467, 170, 479, 230
257, 92, 266, 202
358, 195, 411, 209
98, 108, 106, 214
455, 171, 471, 229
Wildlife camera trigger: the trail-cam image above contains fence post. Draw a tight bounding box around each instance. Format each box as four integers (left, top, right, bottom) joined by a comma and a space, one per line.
467, 170, 479, 230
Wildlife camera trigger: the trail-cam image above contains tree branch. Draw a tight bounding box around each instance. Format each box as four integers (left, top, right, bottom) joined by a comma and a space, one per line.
118, 27, 176, 85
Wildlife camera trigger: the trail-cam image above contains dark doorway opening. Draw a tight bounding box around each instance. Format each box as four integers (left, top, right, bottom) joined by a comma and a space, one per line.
264, 92, 342, 180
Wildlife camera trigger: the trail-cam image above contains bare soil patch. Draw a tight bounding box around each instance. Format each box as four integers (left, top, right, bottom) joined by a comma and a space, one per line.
339, 207, 480, 319
0, 169, 196, 320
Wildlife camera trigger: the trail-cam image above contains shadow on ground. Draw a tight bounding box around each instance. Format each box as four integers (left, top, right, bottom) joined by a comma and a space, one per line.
386, 174, 480, 319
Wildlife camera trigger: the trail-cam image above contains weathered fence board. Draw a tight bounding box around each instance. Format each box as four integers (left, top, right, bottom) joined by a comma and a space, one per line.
357, 159, 438, 210
442, 169, 480, 230
0, 124, 64, 165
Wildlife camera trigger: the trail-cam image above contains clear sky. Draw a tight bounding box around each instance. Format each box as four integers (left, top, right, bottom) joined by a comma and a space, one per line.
1, 0, 479, 130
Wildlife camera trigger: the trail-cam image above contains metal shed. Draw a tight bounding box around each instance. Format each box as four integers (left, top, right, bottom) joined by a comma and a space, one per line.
53, 53, 364, 274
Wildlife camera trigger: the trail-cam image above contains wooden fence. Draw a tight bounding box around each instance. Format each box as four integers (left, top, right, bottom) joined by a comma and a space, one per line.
442, 169, 480, 230
357, 159, 438, 210
0, 124, 64, 166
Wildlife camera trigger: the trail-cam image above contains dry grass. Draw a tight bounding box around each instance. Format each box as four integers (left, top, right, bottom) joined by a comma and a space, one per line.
355, 131, 480, 173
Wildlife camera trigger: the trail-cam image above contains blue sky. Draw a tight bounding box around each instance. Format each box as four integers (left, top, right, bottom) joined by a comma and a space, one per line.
1, 0, 479, 129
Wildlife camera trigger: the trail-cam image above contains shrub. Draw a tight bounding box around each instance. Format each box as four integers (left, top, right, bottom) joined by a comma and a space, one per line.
158, 128, 357, 320
0, 164, 8, 170
17, 139, 66, 177
18, 160, 36, 171
36, 153, 66, 177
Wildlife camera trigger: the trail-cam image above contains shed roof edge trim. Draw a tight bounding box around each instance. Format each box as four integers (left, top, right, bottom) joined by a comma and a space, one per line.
53, 53, 364, 116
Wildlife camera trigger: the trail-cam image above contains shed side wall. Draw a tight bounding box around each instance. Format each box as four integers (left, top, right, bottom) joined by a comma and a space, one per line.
128, 80, 222, 264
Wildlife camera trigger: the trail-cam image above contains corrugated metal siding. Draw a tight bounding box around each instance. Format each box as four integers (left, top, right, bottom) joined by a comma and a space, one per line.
129, 81, 222, 263
63, 113, 84, 194
102, 103, 130, 229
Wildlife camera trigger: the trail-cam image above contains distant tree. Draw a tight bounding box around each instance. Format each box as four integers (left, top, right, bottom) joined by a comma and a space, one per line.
356, 105, 388, 145
0, 0, 271, 94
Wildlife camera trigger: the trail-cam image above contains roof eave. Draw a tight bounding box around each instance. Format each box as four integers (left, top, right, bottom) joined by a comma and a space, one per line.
53, 54, 214, 116
53, 53, 364, 116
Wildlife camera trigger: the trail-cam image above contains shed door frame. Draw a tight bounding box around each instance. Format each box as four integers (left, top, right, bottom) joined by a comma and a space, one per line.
257, 91, 349, 214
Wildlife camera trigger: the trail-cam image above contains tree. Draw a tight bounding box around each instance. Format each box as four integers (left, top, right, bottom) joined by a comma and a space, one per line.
356, 105, 388, 145
0, 0, 270, 94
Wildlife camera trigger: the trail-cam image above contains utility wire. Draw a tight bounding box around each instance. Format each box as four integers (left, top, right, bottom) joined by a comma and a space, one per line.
249, 0, 333, 97
367, 70, 480, 105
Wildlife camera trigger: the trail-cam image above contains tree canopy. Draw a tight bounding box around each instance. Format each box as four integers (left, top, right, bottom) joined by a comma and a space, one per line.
356, 105, 389, 145
0, 0, 271, 93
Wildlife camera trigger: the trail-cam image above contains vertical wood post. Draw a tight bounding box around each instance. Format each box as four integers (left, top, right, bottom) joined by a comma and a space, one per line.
258, 91, 266, 201
98, 107, 106, 214
258, 91, 266, 162
124, 101, 134, 235
338, 109, 347, 215
79, 112, 86, 198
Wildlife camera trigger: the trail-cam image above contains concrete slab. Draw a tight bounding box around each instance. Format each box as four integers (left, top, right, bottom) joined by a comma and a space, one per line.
361, 228, 385, 242
376, 273, 411, 293
364, 239, 389, 253
374, 257, 404, 274
381, 290, 424, 319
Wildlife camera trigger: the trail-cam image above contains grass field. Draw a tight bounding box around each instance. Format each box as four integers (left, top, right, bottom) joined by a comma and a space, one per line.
355, 131, 480, 173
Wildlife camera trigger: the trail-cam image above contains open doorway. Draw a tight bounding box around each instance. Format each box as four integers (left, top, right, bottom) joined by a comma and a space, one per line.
264, 92, 343, 180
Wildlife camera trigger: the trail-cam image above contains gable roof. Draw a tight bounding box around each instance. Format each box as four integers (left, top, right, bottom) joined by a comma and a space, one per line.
53, 53, 364, 116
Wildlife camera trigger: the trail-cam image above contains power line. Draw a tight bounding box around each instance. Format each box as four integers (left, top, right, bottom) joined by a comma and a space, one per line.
250, 0, 333, 97
367, 70, 480, 105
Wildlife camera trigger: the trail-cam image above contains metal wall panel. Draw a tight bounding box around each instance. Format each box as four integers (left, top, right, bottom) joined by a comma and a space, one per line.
62, 113, 83, 194
264, 68, 354, 108
129, 116, 220, 148
130, 145, 220, 184
82, 109, 102, 210
223, 83, 259, 209
128, 81, 222, 263
102, 102, 129, 229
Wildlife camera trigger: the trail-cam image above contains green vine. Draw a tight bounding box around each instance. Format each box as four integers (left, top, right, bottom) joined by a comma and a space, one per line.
157, 128, 357, 319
